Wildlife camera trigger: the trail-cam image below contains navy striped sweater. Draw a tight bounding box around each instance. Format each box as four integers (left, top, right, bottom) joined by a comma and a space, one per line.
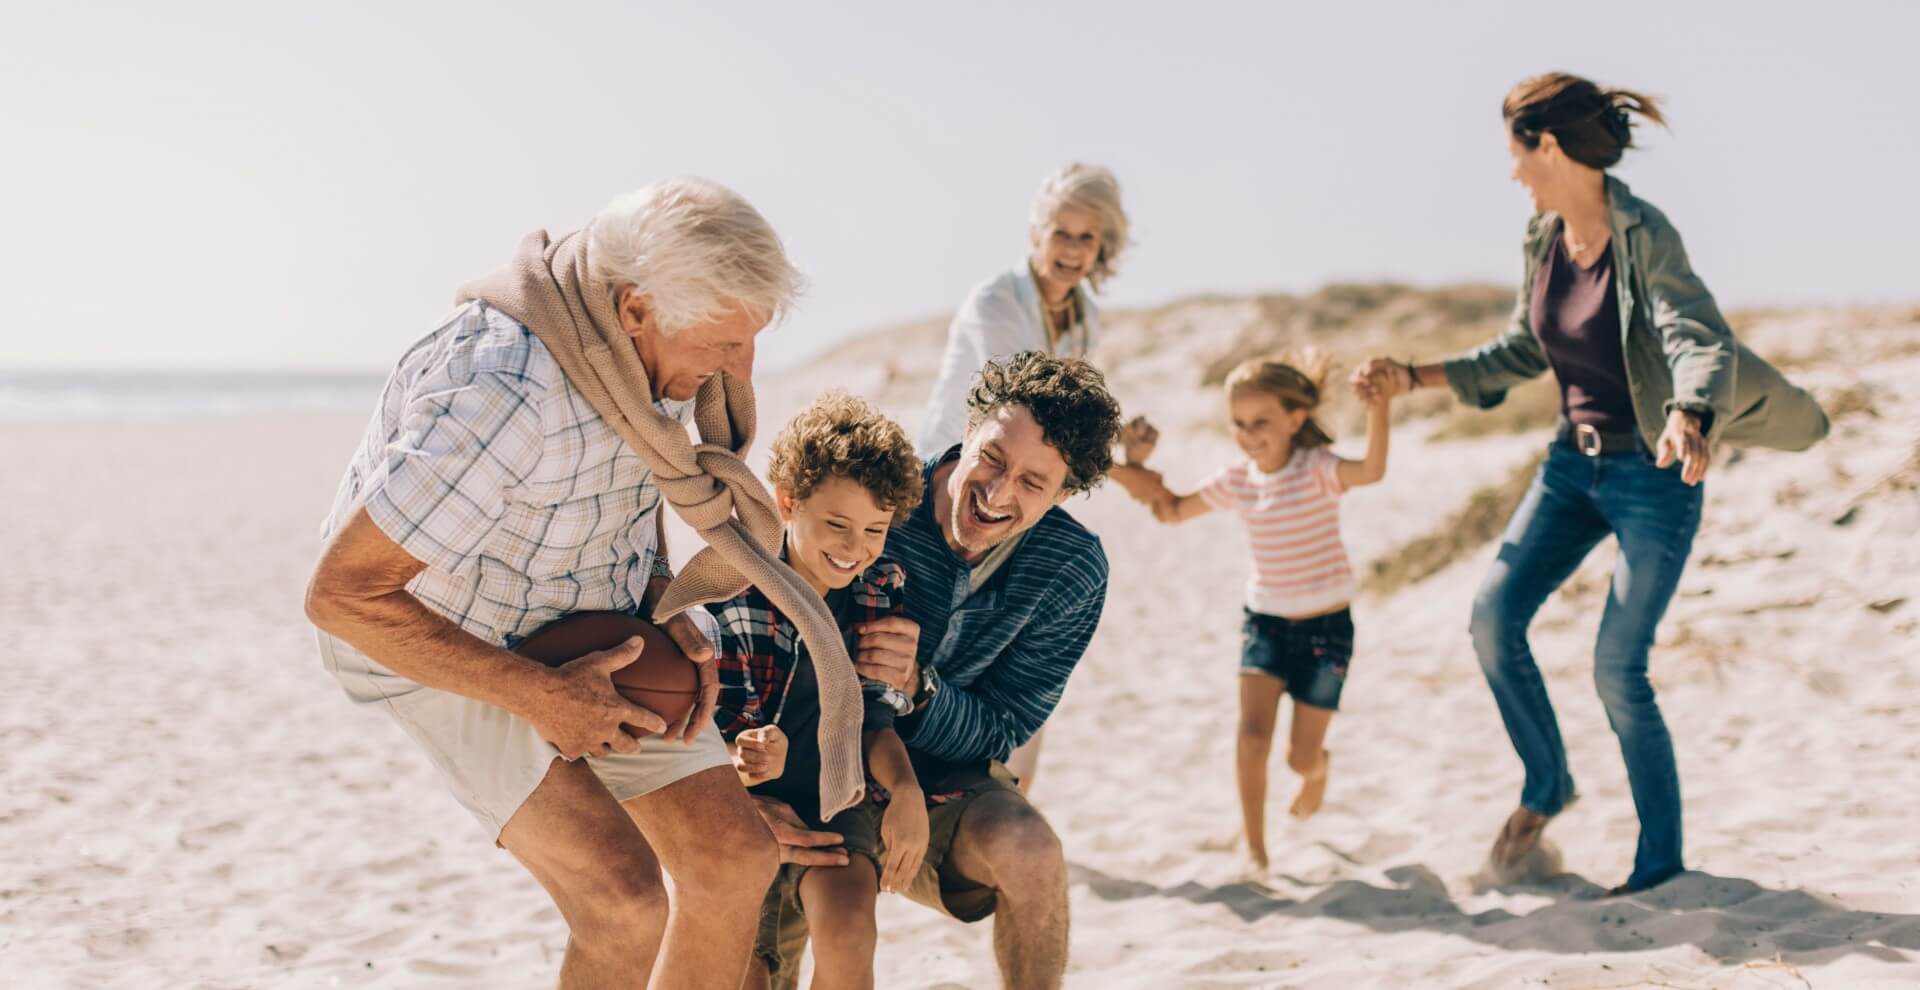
889, 451, 1109, 766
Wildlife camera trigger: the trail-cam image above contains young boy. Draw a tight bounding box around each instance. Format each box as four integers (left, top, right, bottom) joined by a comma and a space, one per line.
709, 391, 928, 990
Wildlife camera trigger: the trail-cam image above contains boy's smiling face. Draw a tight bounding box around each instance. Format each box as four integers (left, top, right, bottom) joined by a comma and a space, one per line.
776, 475, 897, 596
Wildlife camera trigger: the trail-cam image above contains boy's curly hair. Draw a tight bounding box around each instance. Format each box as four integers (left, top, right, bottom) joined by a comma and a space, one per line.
965, 351, 1123, 495
767, 391, 925, 522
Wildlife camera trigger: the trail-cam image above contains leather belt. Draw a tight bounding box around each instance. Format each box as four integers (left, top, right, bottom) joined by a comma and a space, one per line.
1555, 419, 1638, 457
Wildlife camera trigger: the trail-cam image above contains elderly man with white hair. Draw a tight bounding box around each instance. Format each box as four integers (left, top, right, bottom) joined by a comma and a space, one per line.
306, 178, 890, 987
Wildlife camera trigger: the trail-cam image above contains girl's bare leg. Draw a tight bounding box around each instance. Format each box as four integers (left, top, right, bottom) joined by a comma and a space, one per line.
1287, 701, 1335, 818
1236, 673, 1287, 868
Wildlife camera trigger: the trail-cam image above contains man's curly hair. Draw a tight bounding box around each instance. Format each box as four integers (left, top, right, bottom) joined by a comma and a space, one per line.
965, 351, 1123, 495
767, 391, 925, 522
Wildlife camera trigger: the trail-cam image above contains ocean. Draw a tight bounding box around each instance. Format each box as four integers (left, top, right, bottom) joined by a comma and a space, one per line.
0, 370, 389, 423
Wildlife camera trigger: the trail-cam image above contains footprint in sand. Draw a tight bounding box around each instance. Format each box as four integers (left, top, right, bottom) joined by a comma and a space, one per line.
176, 819, 243, 851
83, 927, 152, 960
1185, 947, 1300, 976
261, 942, 309, 965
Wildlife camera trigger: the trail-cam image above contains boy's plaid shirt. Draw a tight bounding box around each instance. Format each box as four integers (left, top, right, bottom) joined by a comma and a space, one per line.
709, 556, 907, 738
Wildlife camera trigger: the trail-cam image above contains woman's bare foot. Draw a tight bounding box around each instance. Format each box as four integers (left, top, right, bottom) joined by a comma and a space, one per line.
1490, 806, 1551, 867
1289, 750, 1330, 819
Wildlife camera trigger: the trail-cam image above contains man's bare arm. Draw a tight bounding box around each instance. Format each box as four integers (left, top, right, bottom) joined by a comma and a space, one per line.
304, 507, 664, 756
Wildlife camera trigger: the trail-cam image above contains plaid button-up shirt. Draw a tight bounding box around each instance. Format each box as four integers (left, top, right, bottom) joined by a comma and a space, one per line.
709, 557, 907, 738
319, 302, 691, 701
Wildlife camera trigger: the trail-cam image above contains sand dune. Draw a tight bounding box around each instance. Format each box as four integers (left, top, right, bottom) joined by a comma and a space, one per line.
3, 296, 1916, 987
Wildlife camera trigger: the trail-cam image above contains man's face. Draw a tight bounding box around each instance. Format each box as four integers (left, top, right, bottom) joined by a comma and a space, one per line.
942, 404, 1071, 558
619, 289, 768, 401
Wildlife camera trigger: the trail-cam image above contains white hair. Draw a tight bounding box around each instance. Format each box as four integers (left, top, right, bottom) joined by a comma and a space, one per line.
587, 177, 805, 335
1027, 163, 1131, 291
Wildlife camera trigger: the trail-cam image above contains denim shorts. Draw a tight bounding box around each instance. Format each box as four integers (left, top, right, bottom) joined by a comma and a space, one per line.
1240, 608, 1354, 711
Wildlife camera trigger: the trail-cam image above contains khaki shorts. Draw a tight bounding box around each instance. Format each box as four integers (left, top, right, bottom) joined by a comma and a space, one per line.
317, 631, 732, 839
756, 762, 1023, 990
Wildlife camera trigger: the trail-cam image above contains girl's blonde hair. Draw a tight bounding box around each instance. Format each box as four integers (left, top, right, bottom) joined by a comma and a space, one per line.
1223, 349, 1333, 449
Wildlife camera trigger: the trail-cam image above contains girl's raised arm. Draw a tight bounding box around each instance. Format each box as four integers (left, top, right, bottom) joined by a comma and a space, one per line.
1336, 375, 1393, 490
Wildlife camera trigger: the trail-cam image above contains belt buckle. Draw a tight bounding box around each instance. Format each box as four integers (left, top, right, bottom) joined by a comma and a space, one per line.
1573, 423, 1604, 457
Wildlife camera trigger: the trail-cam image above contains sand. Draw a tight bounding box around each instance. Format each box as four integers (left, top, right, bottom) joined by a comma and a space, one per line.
3, 307, 1918, 988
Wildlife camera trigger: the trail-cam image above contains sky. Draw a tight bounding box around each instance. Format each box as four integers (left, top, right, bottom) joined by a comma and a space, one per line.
4, 1, 1916, 373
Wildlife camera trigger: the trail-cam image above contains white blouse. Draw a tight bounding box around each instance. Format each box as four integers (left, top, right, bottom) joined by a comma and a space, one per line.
915, 262, 1103, 456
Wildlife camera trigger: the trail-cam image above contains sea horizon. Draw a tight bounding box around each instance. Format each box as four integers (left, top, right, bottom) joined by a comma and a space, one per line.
0, 368, 391, 423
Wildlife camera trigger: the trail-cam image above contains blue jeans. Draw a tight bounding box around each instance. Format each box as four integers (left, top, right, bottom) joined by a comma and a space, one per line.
1470, 439, 1702, 889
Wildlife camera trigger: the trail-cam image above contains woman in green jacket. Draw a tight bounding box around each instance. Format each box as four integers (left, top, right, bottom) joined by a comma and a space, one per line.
1358, 72, 1826, 894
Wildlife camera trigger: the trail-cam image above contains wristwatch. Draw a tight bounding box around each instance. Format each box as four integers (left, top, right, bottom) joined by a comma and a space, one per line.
911, 666, 940, 711
649, 553, 674, 582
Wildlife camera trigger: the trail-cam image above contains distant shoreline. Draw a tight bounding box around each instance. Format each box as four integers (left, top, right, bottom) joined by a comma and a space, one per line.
0, 369, 388, 423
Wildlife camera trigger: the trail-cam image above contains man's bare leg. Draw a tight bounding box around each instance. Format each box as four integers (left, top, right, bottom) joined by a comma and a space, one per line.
498, 758, 673, 989
1286, 701, 1335, 819
945, 790, 1069, 989
1006, 726, 1046, 795
1236, 673, 1285, 868
622, 765, 780, 989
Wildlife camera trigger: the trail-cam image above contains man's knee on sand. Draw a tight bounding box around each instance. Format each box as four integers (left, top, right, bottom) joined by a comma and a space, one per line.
956, 790, 1066, 896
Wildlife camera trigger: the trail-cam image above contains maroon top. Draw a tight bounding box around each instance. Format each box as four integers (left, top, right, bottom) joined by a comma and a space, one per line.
1530, 234, 1635, 433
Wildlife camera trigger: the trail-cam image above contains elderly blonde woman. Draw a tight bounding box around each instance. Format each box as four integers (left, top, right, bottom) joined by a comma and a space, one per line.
914, 164, 1130, 795
306, 178, 912, 987
916, 163, 1131, 456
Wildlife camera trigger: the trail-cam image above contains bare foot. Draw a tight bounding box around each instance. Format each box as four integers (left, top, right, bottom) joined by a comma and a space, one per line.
1490, 806, 1551, 867
1289, 751, 1330, 819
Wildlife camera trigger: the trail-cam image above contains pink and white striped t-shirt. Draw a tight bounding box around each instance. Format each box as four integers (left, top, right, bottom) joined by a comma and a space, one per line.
1199, 446, 1356, 618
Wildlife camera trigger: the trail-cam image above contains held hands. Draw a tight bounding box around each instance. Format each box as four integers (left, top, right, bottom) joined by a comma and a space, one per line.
1655, 409, 1711, 485
525, 636, 668, 761
1120, 416, 1159, 465
732, 724, 788, 786
879, 790, 930, 893
1349, 358, 1411, 406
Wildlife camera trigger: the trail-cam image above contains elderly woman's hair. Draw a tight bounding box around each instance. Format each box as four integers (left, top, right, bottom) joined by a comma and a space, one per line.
1028, 163, 1131, 292
1505, 73, 1668, 171
587, 177, 806, 335
965, 351, 1123, 495
1224, 349, 1335, 449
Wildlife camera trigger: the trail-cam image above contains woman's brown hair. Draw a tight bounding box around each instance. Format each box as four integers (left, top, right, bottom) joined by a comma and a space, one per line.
1505, 72, 1667, 170
1224, 350, 1334, 449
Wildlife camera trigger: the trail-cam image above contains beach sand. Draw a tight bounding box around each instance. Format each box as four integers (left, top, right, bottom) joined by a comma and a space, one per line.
4, 306, 1918, 988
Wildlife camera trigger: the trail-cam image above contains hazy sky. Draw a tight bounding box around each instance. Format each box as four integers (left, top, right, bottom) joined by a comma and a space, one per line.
5, 1, 1915, 372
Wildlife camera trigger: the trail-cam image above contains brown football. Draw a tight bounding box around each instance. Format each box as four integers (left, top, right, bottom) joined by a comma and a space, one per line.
513, 611, 700, 735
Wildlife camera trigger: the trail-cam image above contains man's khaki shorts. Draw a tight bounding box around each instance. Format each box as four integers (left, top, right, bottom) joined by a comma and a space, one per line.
756, 762, 1024, 990
318, 631, 731, 839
